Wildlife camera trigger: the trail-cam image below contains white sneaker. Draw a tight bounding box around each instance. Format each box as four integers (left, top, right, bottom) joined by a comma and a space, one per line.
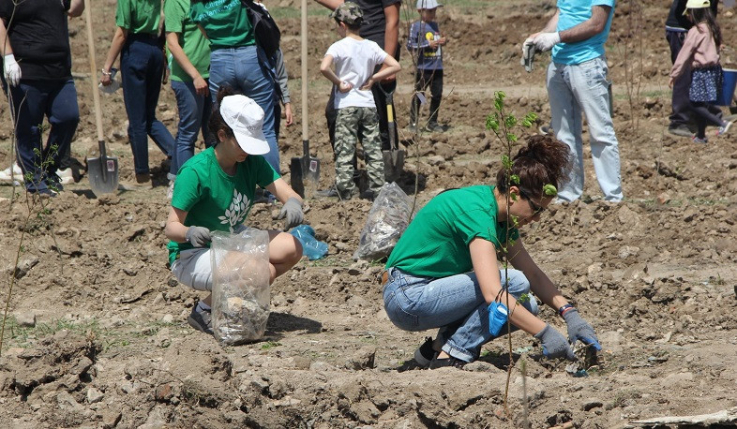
56, 168, 74, 185
0, 163, 23, 184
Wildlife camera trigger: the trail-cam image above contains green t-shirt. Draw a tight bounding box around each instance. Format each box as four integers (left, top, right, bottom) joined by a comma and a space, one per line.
386, 185, 520, 278
167, 147, 280, 264
165, 0, 210, 82
115, 0, 160, 34
190, 0, 255, 50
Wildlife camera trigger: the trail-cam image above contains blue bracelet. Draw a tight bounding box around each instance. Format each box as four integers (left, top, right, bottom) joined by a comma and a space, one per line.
558, 304, 574, 317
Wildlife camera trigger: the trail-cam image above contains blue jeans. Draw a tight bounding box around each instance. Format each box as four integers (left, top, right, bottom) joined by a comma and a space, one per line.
546, 56, 623, 202
383, 267, 539, 363
209, 46, 279, 172
120, 36, 174, 175
7, 79, 79, 192
170, 80, 214, 175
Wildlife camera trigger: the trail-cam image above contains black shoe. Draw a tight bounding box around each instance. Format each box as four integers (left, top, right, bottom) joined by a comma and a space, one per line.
315, 186, 339, 198
187, 304, 213, 335
668, 124, 694, 138
29, 187, 58, 198
413, 337, 437, 367
428, 355, 466, 369
424, 122, 446, 133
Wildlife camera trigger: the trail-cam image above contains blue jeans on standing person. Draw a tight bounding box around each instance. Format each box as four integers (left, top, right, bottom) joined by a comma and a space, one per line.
209, 45, 279, 172
120, 35, 174, 175
6, 78, 79, 193
546, 56, 623, 203
170, 79, 214, 175
383, 267, 539, 363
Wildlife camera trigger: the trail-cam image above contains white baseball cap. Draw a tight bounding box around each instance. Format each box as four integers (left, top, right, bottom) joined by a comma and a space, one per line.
416, 0, 442, 9
219, 95, 270, 155
684, 0, 710, 13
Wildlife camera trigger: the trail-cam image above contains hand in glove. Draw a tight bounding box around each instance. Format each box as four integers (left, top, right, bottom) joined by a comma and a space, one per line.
277, 197, 303, 230
534, 324, 576, 360
532, 32, 561, 52
185, 226, 211, 247
562, 307, 602, 351
3, 54, 22, 87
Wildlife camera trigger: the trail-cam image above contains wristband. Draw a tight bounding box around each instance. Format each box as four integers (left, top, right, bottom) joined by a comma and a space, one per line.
101, 69, 112, 76
558, 304, 575, 317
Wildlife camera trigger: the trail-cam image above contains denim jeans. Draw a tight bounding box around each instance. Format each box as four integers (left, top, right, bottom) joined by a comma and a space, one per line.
209, 46, 280, 172
383, 267, 539, 363
120, 36, 174, 175
546, 56, 623, 202
7, 78, 79, 192
170, 80, 214, 175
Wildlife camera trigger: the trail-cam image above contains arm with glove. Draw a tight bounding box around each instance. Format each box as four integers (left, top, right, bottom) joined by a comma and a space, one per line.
527, 5, 611, 52
0, 20, 21, 87
165, 206, 211, 247
266, 178, 304, 230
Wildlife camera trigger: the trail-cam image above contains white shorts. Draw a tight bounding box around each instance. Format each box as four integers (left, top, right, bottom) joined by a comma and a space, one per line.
171, 248, 213, 291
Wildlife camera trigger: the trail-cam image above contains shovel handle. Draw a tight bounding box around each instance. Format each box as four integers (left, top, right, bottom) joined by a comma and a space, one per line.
301, 0, 308, 144
84, 3, 105, 145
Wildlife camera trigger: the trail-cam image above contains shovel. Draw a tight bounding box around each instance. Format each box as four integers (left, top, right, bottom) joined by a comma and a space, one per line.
84, 4, 119, 196
379, 85, 405, 182
290, 0, 319, 198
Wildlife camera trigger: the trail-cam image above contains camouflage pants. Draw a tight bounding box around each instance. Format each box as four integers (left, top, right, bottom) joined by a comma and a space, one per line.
334, 107, 385, 196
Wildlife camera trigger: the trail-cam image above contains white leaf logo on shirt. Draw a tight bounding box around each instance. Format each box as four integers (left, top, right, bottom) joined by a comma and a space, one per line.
218, 189, 252, 232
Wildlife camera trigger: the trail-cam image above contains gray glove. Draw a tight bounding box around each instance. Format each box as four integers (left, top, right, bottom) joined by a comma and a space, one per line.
277, 197, 303, 230
185, 226, 211, 247
534, 324, 576, 360
563, 308, 602, 351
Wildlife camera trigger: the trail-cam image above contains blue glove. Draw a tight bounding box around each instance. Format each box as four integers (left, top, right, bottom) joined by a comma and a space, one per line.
534, 324, 576, 360
278, 197, 303, 230
563, 308, 602, 351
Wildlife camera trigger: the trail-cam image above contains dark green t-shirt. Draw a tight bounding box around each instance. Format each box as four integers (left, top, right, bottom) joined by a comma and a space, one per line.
386, 185, 519, 278
190, 0, 255, 50
167, 147, 280, 264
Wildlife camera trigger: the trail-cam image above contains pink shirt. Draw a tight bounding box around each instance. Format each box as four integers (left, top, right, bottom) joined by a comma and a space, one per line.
670, 22, 720, 79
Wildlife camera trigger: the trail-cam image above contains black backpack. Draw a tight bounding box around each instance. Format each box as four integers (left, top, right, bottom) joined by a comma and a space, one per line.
240, 0, 281, 60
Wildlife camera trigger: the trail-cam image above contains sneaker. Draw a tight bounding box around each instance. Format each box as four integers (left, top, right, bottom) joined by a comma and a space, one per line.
187, 305, 213, 335
56, 168, 74, 185
668, 124, 694, 138
692, 136, 708, 144
424, 122, 446, 133
428, 355, 466, 370
45, 175, 65, 192
0, 162, 23, 183
539, 125, 554, 136
413, 337, 437, 367
715, 120, 733, 136
315, 186, 339, 198
29, 187, 58, 198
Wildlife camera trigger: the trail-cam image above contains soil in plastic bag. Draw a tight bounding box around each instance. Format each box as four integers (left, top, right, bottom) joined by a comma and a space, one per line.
353, 182, 411, 261
211, 228, 270, 345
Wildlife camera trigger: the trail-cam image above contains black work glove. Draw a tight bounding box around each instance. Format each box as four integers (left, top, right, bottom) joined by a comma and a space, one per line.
563, 308, 602, 351
534, 324, 576, 360
277, 197, 303, 230
185, 226, 211, 247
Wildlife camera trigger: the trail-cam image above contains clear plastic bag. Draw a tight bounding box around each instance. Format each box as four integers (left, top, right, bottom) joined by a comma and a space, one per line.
353, 182, 411, 261
210, 227, 270, 345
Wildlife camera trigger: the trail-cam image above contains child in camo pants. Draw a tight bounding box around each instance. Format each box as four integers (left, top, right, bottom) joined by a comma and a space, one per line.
319, 2, 401, 199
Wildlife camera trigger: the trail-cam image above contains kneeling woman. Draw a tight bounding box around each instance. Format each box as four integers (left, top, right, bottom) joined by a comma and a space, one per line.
383, 135, 601, 368
165, 88, 304, 334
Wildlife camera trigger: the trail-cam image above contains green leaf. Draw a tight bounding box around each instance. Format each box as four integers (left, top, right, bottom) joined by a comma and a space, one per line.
505, 115, 517, 129
543, 184, 558, 197
486, 114, 500, 131
507, 133, 518, 142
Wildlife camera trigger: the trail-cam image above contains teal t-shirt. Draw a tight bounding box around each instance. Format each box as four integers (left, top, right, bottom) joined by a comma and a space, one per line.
552, 0, 615, 65
115, 0, 160, 34
167, 147, 280, 264
386, 185, 519, 278
190, 0, 255, 50
165, 0, 210, 82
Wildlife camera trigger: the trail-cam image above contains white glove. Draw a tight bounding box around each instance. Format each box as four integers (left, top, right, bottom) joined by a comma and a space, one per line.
532, 32, 561, 52
3, 54, 21, 87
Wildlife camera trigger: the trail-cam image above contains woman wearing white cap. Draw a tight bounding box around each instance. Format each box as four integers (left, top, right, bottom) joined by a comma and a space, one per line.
164, 88, 304, 334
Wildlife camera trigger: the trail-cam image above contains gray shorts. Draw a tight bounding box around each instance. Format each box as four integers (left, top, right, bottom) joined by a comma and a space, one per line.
171, 248, 213, 291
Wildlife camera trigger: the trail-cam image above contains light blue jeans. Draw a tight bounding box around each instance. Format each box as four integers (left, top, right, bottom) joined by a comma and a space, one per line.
209, 46, 280, 172
546, 56, 623, 202
383, 267, 539, 363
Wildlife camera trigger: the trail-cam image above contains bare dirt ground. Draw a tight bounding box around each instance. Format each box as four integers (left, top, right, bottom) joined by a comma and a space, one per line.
2, 0, 737, 428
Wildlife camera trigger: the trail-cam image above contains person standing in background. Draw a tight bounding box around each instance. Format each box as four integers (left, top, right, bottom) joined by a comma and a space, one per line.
0, 0, 85, 196
165, 0, 215, 198
100, 0, 174, 187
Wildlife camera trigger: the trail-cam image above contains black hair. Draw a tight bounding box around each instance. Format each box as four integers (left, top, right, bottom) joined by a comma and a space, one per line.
690, 7, 722, 47
208, 86, 236, 142
335, 17, 362, 31
495, 135, 571, 200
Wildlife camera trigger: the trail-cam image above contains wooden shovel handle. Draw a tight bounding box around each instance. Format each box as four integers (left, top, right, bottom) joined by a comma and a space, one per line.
84, 2, 105, 144
301, 0, 308, 145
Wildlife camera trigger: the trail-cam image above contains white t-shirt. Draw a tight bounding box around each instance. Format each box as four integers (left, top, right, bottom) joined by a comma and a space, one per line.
325, 37, 387, 109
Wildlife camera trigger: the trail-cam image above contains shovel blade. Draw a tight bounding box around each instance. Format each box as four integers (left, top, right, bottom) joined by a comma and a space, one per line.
290, 156, 304, 198
383, 149, 405, 182
87, 155, 119, 196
